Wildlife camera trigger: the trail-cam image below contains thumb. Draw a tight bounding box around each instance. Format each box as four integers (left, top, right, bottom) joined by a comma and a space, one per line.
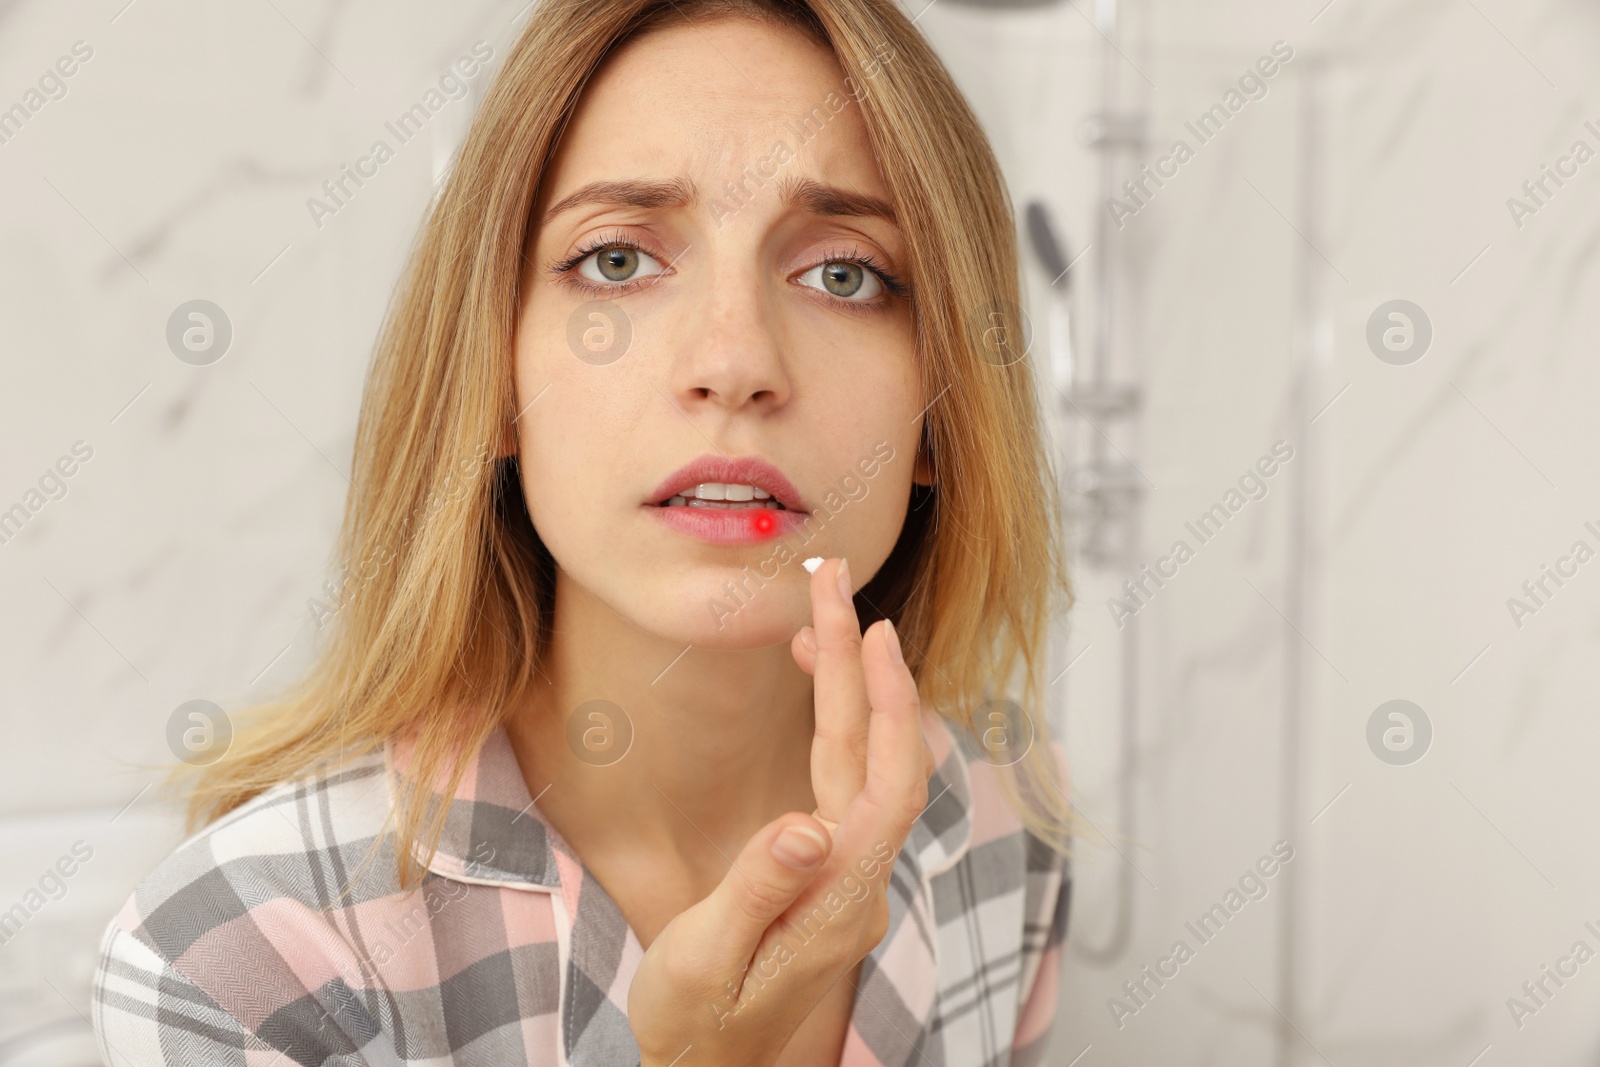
694, 814, 833, 959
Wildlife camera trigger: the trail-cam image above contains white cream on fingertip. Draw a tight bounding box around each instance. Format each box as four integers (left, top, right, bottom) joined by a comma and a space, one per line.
802, 557, 823, 573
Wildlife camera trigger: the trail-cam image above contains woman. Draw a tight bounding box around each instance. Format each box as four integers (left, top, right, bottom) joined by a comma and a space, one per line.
91, 0, 1074, 1063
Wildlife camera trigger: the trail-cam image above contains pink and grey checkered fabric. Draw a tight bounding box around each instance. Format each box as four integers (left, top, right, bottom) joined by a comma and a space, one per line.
92, 711, 1070, 1066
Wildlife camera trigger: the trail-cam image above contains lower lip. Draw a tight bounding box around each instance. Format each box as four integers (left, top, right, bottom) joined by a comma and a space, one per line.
647, 504, 809, 544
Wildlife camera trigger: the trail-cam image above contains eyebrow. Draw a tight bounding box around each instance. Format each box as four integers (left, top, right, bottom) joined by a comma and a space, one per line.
539, 175, 898, 227
777, 176, 898, 226
540, 177, 696, 226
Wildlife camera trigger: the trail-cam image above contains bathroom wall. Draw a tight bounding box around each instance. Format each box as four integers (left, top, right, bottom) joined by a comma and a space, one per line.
0, 2, 513, 1060
1, 0, 1597, 1064
915, 0, 1600, 1064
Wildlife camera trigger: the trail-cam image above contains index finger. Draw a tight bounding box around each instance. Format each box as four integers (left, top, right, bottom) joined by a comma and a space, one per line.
808, 557, 871, 826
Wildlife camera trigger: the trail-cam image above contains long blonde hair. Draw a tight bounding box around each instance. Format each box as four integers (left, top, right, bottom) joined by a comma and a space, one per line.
180, 0, 1075, 888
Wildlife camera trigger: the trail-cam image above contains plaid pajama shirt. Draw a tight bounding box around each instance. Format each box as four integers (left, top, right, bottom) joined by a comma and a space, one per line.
91, 710, 1070, 1067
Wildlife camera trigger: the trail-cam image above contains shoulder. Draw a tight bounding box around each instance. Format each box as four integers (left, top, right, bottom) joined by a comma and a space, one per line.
117, 748, 393, 938
919, 724, 1070, 1058
925, 714, 1071, 886
918, 712, 1070, 938
94, 918, 271, 1065
92, 749, 396, 1062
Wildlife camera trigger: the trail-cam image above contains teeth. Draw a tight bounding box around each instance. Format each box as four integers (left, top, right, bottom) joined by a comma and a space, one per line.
679, 482, 773, 502
662, 480, 785, 509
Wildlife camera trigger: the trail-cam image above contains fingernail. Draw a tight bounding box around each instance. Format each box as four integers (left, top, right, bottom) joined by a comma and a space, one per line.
836, 559, 852, 602
799, 626, 817, 653
773, 825, 829, 869
883, 618, 904, 665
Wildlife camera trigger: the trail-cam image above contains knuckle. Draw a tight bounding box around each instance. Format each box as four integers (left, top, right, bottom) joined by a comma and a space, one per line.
906, 777, 929, 817
819, 626, 864, 654
908, 767, 934, 809
862, 897, 890, 947
815, 724, 872, 770
734, 876, 794, 923
863, 774, 927, 835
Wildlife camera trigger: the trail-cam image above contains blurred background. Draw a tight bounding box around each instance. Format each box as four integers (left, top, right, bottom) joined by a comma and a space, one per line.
2, 0, 1598, 1064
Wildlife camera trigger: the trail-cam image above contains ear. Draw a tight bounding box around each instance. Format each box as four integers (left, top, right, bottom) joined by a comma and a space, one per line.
913, 447, 935, 487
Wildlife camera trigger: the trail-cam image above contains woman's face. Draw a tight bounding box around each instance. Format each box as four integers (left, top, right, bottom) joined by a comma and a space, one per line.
512, 16, 925, 650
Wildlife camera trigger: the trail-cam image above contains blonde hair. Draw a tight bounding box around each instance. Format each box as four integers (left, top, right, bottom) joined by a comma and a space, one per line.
179, 0, 1075, 888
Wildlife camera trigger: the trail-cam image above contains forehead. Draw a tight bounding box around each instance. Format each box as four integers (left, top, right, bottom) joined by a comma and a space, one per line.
537, 16, 887, 210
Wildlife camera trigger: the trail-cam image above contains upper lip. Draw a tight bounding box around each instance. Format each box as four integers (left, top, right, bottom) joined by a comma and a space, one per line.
648, 454, 807, 512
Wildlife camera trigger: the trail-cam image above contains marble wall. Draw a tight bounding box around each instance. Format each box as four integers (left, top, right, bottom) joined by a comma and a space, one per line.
0, 0, 1596, 1064
917, 0, 1600, 1064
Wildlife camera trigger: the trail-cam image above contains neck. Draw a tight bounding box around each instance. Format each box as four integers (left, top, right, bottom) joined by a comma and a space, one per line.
506, 570, 817, 877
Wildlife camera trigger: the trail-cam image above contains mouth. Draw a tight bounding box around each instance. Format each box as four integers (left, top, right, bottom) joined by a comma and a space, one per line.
647, 455, 808, 513
646, 455, 810, 545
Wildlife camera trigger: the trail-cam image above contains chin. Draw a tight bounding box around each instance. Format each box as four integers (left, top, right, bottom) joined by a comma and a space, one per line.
657, 576, 810, 650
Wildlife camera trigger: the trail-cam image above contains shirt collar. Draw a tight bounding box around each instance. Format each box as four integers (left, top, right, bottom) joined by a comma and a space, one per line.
386, 725, 568, 890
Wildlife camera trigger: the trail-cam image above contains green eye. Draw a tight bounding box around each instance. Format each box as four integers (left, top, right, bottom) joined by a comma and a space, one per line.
573, 243, 664, 287
822, 262, 862, 296
799, 260, 884, 301
596, 247, 638, 281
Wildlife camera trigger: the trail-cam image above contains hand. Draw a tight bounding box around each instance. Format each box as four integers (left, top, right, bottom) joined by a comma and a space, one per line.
627, 558, 929, 1067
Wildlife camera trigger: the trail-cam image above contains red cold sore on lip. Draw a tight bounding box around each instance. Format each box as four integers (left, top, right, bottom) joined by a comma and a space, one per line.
647, 502, 806, 545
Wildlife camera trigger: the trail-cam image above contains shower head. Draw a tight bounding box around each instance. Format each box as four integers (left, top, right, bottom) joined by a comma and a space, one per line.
1024, 201, 1072, 290
1022, 201, 1076, 397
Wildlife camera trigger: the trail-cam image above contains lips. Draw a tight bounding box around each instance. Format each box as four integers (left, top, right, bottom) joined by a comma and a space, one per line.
645, 454, 810, 546
647, 455, 808, 513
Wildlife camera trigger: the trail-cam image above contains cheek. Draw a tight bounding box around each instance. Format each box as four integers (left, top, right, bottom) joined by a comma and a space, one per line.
511, 305, 636, 524
792, 341, 922, 549
516, 382, 639, 519
836, 453, 916, 561
512, 295, 567, 410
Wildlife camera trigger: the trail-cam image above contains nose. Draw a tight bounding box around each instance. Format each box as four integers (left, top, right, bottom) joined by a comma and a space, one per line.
667, 257, 792, 416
